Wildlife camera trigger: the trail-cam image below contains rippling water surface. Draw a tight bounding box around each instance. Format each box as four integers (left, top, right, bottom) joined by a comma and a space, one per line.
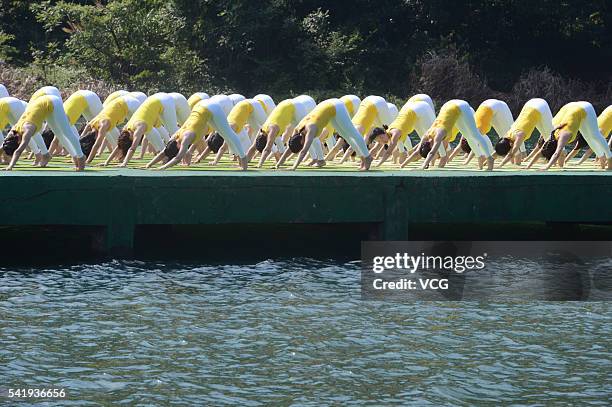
1, 259, 610, 405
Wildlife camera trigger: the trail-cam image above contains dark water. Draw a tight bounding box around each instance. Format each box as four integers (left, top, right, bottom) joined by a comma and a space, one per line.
1, 259, 610, 406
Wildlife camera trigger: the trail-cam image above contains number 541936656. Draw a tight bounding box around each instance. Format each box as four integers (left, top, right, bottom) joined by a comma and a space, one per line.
7, 388, 66, 398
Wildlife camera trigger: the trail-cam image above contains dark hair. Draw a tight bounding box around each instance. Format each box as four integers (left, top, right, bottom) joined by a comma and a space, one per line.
460, 138, 471, 154
79, 130, 96, 158
41, 128, 55, 148
573, 134, 587, 150
537, 136, 545, 148
367, 127, 387, 145
288, 132, 304, 154
494, 137, 512, 156
163, 139, 179, 159
2, 130, 20, 156
541, 138, 558, 160
207, 132, 224, 153
255, 131, 267, 152
419, 141, 432, 158
117, 130, 133, 158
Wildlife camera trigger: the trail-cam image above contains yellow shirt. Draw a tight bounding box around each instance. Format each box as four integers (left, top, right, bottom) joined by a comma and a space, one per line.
427, 103, 461, 142
0, 99, 10, 130
14, 95, 54, 133
227, 100, 254, 132
125, 97, 163, 133
90, 98, 129, 130
104, 90, 127, 106
352, 99, 379, 135
475, 105, 494, 135
63, 92, 88, 125
262, 100, 296, 133
388, 106, 417, 142
175, 104, 212, 144
29, 88, 55, 102
188, 94, 206, 110
322, 97, 358, 136
341, 97, 357, 117
554, 105, 585, 143
297, 101, 336, 139
598, 108, 612, 139
506, 106, 540, 142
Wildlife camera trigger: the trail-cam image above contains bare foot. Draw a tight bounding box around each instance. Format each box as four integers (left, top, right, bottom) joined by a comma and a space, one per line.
39, 154, 51, 168
485, 156, 494, 171
238, 156, 248, 171
361, 155, 373, 171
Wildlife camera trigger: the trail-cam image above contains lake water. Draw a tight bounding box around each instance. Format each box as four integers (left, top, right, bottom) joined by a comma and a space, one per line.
1, 258, 610, 405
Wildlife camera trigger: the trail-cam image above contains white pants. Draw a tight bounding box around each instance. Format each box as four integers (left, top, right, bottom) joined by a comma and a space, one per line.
247, 100, 268, 134
169, 93, 190, 125
274, 136, 286, 153
229, 94, 246, 106
200, 100, 246, 158
477, 99, 516, 152
397, 100, 438, 154
103, 90, 128, 106
253, 94, 276, 114
46, 95, 83, 157
309, 138, 325, 160
359, 96, 395, 128
209, 95, 234, 116
328, 98, 370, 157
237, 129, 252, 153
0, 84, 8, 98
30, 86, 61, 101
340, 95, 361, 117
151, 93, 179, 135
146, 128, 165, 152
446, 100, 492, 157
387, 103, 399, 122
129, 92, 147, 104
523, 98, 554, 140
293, 95, 316, 113
573, 102, 611, 158
103, 95, 142, 146
408, 94, 435, 111
68, 90, 103, 140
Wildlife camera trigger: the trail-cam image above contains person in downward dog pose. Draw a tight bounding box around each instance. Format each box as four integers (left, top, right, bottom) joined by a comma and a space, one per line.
188, 92, 210, 109
369, 100, 437, 166
336, 95, 395, 163
3, 94, 84, 170
277, 98, 373, 171
567, 105, 612, 165
0, 97, 49, 165
80, 95, 142, 163
209, 98, 269, 166
146, 99, 248, 170
449, 99, 515, 165
529, 101, 612, 171
247, 96, 314, 167
494, 98, 554, 167
403, 99, 494, 170
108, 93, 181, 167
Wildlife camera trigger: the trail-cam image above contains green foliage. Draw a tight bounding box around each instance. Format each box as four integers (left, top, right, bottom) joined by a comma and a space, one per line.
0, 31, 17, 62
31, 0, 208, 91
0, 0, 609, 106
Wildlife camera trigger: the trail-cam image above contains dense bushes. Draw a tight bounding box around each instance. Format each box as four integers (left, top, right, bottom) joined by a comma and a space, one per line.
0, 0, 609, 114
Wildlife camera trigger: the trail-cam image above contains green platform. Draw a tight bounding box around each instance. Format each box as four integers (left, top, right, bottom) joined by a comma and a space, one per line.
2, 163, 612, 255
